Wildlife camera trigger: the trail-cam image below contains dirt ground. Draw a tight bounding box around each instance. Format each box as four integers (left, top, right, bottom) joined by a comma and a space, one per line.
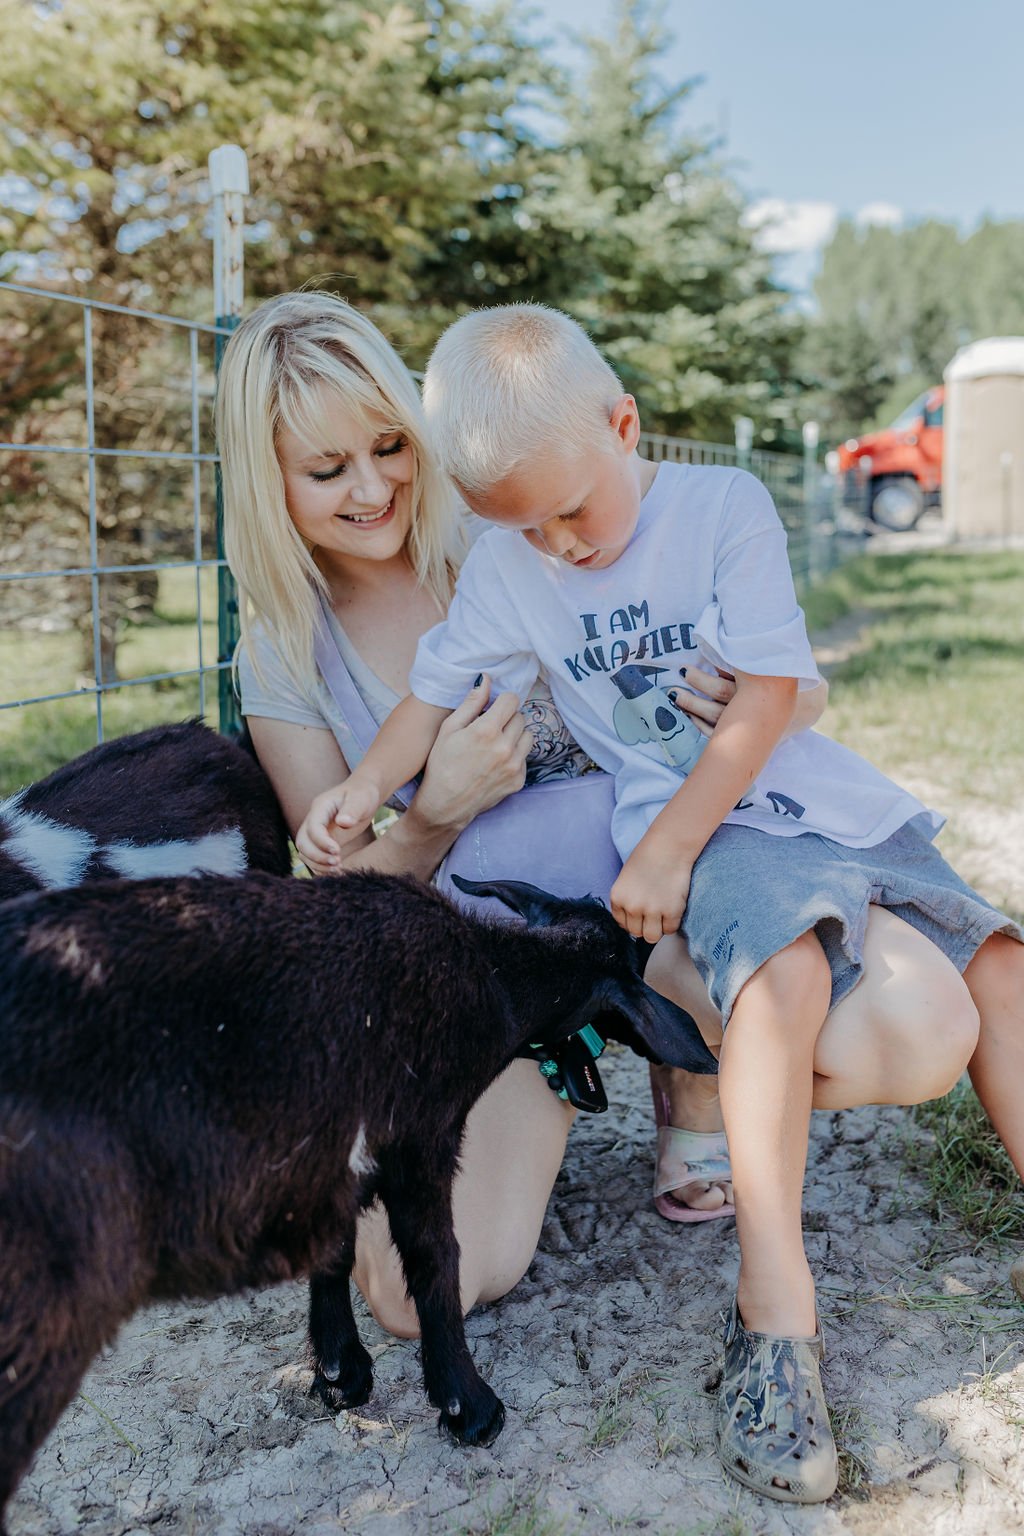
9, 1059, 1024, 1536
9, 594, 1024, 1536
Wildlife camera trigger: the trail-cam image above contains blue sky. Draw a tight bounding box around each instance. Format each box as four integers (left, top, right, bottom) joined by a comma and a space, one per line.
511, 0, 1024, 292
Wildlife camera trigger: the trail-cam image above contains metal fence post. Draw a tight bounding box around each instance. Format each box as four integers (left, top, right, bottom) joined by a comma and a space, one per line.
209, 144, 249, 736
802, 420, 820, 581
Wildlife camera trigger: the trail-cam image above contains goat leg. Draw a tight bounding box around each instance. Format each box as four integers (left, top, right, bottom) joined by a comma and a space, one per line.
307, 1240, 373, 1411
0, 1304, 117, 1533
379, 1144, 505, 1448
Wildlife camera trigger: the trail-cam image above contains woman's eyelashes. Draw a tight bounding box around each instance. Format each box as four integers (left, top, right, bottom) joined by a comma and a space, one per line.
309, 436, 407, 482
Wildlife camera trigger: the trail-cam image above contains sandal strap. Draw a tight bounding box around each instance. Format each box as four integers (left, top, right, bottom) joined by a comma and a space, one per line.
654, 1125, 731, 1199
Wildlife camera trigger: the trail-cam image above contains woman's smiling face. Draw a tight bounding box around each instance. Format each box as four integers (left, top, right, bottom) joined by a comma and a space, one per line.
276, 390, 416, 561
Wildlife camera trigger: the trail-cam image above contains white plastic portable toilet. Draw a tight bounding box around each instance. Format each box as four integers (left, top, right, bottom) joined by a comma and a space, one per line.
943, 337, 1024, 540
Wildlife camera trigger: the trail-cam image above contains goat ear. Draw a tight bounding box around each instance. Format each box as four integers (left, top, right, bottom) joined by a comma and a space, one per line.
592, 980, 718, 1075
449, 876, 566, 926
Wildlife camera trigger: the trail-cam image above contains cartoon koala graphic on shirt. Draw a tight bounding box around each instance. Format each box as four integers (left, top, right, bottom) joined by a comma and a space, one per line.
610, 663, 708, 774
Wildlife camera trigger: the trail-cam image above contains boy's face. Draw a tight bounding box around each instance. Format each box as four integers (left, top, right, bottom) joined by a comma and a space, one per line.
459, 395, 652, 571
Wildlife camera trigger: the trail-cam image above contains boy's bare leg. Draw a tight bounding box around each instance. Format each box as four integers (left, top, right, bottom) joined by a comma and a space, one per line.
352, 1059, 574, 1338
646, 908, 982, 1212
964, 932, 1024, 1179
717, 931, 831, 1336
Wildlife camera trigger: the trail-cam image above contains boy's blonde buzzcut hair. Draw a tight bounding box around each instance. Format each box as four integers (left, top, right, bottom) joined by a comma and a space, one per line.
422, 303, 624, 494
215, 290, 460, 699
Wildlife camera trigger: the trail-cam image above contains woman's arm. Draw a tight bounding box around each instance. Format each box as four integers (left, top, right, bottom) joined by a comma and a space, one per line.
249, 682, 533, 879
296, 694, 452, 870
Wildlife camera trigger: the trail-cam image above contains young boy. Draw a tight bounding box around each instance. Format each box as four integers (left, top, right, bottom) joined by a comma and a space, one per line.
296, 304, 1022, 1504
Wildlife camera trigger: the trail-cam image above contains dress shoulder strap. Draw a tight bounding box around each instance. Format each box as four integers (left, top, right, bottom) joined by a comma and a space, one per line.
312, 596, 417, 809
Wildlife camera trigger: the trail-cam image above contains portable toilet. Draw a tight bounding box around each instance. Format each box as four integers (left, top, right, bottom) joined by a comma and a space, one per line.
943, 337, 1024, 540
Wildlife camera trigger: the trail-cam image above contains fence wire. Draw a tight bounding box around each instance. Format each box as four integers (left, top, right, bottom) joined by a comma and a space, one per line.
1, 280, 856, 792
1, 280, 234, 784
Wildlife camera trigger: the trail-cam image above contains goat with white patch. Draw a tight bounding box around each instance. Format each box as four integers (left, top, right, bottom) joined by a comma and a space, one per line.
0, 871, 714, 1532
0, 720, 291, 901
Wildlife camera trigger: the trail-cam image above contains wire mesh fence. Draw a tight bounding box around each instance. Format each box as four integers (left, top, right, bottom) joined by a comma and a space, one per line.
638, 431, 860, 591
2, 274, 859, 795
1, 279, 233, 790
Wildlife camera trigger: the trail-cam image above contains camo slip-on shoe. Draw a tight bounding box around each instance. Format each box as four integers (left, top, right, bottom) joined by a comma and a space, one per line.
716, 1297, 838, 1504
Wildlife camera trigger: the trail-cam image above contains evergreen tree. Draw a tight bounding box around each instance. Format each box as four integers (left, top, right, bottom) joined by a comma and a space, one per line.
521, 0, 800, 444
805, 214, 1024, 442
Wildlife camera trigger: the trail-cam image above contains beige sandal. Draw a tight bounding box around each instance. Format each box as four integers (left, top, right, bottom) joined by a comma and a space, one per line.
651, 1073, 735, 1224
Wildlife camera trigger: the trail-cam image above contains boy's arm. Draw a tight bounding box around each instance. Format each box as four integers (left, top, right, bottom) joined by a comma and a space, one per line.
610, 670, 797, 942
295, 693, 452, 873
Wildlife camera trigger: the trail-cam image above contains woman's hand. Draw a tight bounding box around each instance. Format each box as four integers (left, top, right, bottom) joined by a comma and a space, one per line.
667, 664, 736, 736
409, 678, 534, 835
670, 665, 827, 739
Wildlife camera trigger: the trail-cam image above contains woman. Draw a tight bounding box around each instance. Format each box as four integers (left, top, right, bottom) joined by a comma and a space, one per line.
216, 290, 981, 1335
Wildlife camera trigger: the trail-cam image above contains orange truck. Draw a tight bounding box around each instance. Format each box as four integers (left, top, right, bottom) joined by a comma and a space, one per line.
837, 385, 944, 530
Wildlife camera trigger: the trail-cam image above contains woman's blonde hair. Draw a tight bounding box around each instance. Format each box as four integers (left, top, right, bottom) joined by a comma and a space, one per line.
215, 290, 459, 698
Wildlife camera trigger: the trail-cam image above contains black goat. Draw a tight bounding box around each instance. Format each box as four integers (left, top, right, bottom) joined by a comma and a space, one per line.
0, 871, 714, 1531
0, 719, 291, 901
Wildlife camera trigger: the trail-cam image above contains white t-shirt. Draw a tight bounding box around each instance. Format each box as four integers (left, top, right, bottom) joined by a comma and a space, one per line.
410, 462, 942, 860
237, 608, 591, 786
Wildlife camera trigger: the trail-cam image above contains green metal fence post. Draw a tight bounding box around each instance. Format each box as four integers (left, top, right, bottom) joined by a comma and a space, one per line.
209, 144, 249, 737
802, 420, 821, 582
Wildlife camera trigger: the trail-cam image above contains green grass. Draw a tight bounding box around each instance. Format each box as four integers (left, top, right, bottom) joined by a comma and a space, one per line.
807, 548, 1024, 921
449, 1487, 576, 1536
1, 567, 222, 795
905, 1080, 1024, 1249
806, 548, 1024, 1246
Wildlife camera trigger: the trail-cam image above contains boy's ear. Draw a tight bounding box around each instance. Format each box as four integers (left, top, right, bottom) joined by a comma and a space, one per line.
609, 394, 641, 453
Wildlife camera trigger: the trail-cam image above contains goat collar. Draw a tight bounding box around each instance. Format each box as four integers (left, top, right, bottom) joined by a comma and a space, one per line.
518, 1024, 608, 1114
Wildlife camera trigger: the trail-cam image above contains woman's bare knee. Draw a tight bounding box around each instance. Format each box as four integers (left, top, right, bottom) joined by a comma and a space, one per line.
814, 908, 980, 1108
353, 1059, 570, 1336
361, 1269, 422, 1340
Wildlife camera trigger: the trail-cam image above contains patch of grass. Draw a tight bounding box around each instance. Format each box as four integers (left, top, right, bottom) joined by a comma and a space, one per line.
905, 1081, 1024, 1249
965, 1338, 1024, 1428
829, 1402, 873, 1500
450, 1486, 576, 1536
1, 567, 223, 796
585, 1380, 634, 1451
807, 550, 1024, 818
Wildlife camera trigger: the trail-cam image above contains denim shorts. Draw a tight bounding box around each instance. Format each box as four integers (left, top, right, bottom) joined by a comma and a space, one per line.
681, 817, 1022, 1026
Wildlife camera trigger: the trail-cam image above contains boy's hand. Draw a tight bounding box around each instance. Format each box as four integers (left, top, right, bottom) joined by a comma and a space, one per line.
610, 837, 693, 943
295, 779, 381, 875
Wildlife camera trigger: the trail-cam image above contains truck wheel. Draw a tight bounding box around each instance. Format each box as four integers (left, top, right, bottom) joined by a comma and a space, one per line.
870, 476, 925, 531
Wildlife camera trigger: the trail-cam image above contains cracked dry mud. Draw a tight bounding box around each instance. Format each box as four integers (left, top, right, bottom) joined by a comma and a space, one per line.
9, 1052, 1024, 1536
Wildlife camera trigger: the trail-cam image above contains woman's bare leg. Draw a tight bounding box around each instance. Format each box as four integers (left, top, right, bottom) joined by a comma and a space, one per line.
352, 1058, 574, 1338
963, 932, 1024, 1179
645, 907, 982, 1211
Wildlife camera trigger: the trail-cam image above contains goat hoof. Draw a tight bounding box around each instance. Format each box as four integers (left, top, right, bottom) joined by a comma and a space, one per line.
310, 1347, 373, 1411
439, 1390, 505, 1447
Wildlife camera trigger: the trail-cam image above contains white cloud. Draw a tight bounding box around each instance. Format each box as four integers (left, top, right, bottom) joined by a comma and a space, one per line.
855, 201, 904, 229
742, 198, 839, 255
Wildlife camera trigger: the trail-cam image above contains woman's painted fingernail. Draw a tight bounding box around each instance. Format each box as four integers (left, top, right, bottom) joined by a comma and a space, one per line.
678, 665, 687, 677
473, 673, 484, 687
